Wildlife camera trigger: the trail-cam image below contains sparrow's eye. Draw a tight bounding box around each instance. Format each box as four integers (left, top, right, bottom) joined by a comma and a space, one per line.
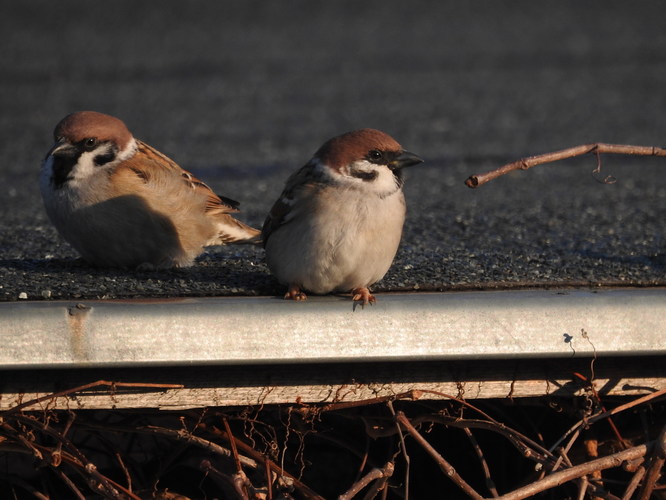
83, 138, 98, 150
368, 150, 383, 162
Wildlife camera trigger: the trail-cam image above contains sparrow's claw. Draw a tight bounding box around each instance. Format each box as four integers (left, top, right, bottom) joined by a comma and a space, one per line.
351, 287, 376, 309
284, 284, 307, 301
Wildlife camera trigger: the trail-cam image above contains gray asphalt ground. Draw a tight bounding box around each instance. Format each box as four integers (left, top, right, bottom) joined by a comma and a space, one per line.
1, 1, 665, 301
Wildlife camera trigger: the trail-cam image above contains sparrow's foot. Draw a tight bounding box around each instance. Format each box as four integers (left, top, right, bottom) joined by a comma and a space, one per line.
284, 284, 307, 301
351, 287, 376, 309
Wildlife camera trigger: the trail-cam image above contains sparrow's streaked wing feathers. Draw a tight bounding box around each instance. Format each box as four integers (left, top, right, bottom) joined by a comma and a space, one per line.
133, 140, 240, 214
262, 162, 322, 245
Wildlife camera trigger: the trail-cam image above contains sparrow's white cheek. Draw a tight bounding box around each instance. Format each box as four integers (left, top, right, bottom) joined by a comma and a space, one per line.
66, 151, 98, 186
117, 139, 138, 162
349, 160, 400, 197
67, 141, 132, 187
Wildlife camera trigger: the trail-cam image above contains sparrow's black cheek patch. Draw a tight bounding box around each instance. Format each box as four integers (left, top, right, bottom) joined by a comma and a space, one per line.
51, 155, 79, 188
351, 170, 379, 181
94, 152, 116, 166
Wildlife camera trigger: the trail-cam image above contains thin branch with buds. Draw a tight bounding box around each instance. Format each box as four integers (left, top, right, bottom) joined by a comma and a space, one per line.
494, 442, 650, 500
465, 143, 666, 188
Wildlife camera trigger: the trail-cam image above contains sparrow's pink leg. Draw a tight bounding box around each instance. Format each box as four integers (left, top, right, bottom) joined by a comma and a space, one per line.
351, 287, 376, 307
284, 284, 307, 301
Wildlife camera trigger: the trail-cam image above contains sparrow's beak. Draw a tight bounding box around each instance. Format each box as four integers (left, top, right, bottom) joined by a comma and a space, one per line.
389, 150, 423, 171
47, 139, 77, 158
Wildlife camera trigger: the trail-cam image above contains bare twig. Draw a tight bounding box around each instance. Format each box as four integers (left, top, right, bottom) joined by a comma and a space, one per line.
411, 414, 553, 466
224, 417, 250, 499
637, 423, 666, 500
27, 440, 140, 499
549, 387, 666, 454
582, 439, 603, 500
576, 475, 588, 500
621, 465, 646, 500
52, 467, 87, 500
338, 462, 394, 500
13, 414, 133, 498
465, 143, 666, 188
395, 411, 483, 500
224, 418, 244, 474
265, 456, 274, 500
573, 371, 626, 448
200, 459, 246, 498
1, 380, 183, 415
51, 412, 76, 467
233, 471, 251, 500
115, 450, 133, 495
320, 390, 422, 412
387, 402, 410, 500
412, 389, 499, 422
364, 412, 555, 472
464, 427, 499, 497
216, 428, 325, 500
549, 427, 581, 474
139, 425, 258, 470
362, 463, 394, 500
495, 443, 649, 500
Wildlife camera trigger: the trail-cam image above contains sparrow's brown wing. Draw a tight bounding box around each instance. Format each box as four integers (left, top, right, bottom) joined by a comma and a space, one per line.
115, 140, 261, 245
133, 140, 240, 214
262, 161, 322, 247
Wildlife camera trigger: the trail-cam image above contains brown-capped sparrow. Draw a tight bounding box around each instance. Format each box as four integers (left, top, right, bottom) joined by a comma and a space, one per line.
262, 129, 423, 306
40, 111, 261, 269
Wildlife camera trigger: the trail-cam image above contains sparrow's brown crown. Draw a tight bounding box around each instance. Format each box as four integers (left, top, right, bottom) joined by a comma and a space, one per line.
54, 111, 133, 150
315, 129, 403, 169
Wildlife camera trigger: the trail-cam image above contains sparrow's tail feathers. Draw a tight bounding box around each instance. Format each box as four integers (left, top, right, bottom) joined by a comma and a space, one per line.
215, 216, 263, 246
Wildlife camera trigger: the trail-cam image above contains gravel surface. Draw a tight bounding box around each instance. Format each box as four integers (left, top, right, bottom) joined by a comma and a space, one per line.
1, 1, 665, 301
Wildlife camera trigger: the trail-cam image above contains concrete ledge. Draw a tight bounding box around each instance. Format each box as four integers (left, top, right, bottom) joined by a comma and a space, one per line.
1, 287, 665, 408
1, 288, 664, 369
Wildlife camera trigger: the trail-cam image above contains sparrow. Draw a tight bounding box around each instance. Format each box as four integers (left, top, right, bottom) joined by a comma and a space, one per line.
40, 111, 261, 269
262, 129, 423, 306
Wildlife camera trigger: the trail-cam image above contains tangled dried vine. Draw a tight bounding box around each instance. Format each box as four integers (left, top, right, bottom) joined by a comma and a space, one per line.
0, 381, 664, 498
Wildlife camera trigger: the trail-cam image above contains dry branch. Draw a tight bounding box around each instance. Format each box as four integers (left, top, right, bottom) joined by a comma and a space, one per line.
465, 143, 666, 188
362, 465, 393, 500
637, 423, 666, 500
320, 390, 422, 412
395, 411, 484, 500
338, 462, 394, 500
387, 402, 410, 500
1, 380, 183, 415
11, 414, 138, 498
136, 425, 258, 469
495, 443, 649, 500
216, 428, 325, 500
464, 427, 499, 497
549, 387, 666, 454
621, 466, 646, 500
381, 414, 553, 466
